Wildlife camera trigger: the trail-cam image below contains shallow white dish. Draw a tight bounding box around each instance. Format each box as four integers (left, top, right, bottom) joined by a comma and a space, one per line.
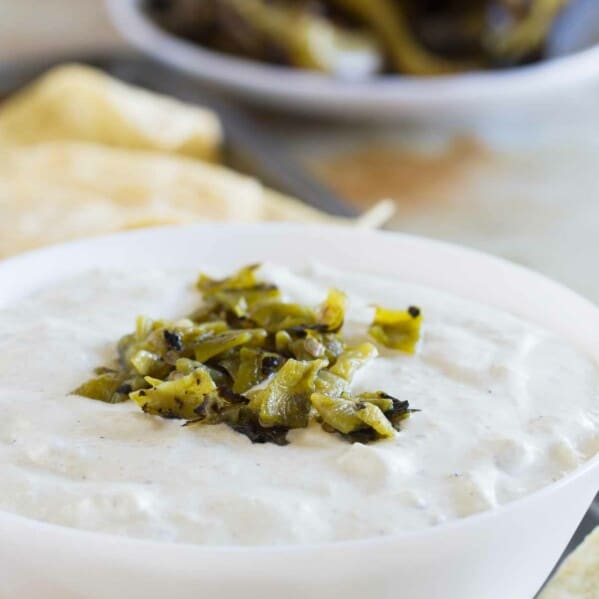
106, 0, 599, 119
0, 223, 598, 599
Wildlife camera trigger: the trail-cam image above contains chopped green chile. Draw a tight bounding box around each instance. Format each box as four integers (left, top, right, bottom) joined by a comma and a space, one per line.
319, 333, 346, 361
174, 358, 231, 388
188, 387, 249, 425
369, 305, 422, 353
231, 348, 262, 393
186, 321, 231, 345
214, 284, 281, 311
275, 330, 292, 354
315, 342, 377, 395
130, 368, 216, 420
231, 347, 282, 393
196, 263, 260, 295
354, 391, 394, 412
249, 359, 328, 428
74, 371, 132, 404
317, 288, 347, 333
358, 391, 414, 428
186, 388, 290, 446
281, 329, 345, 363
355, 401, 396, 438
249, 301, 317, 332
130, 349, 166, 377
311, 391, 404, 441
193, 329, 266, 363
329, 342, 378, 380
174, 358, 205, 374
315, 370, 349, 396
311, 393, 364, 434
288, 330, 326, 360
75, 263, 420, 444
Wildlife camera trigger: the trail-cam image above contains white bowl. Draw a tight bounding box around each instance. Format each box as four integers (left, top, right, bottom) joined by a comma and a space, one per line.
0, 224, 598, 599
106, 0, 599, 119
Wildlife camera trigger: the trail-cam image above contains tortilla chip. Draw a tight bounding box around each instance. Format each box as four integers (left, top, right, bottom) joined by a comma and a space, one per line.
539, 526, 599, 599
0, 64, 222, 162
0, 65, 391, 259
0, 141, 343, 257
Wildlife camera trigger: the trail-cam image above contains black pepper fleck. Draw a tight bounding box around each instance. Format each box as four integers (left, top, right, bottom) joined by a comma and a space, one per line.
408, 306, 421, 318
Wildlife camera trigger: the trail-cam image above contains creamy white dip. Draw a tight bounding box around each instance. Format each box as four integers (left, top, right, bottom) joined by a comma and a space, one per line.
0, 263, 597, 545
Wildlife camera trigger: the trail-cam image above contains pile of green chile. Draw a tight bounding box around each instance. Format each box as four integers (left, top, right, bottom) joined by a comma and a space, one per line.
75, 265, 423, 445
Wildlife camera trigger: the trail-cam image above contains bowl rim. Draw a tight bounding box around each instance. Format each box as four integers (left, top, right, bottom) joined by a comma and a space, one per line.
0, 222, 598, 554
106, 0, 599, 111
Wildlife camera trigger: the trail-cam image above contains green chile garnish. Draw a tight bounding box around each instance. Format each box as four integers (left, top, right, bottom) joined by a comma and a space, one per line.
74, 264, 421, 444
369, 305, 422, 353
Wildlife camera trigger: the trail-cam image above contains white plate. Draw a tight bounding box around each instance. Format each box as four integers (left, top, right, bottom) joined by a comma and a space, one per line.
0, 223, 598, 599
106, 0, 599, 119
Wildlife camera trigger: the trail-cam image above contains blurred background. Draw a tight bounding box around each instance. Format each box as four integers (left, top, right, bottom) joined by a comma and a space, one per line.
0, 1, 122, 59
1, 1, 598, 593
3, 1, 599, 297
5, 1, 599, 299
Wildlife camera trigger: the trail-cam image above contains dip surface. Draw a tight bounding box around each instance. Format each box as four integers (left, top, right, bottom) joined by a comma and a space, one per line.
0, 264, 597, 545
